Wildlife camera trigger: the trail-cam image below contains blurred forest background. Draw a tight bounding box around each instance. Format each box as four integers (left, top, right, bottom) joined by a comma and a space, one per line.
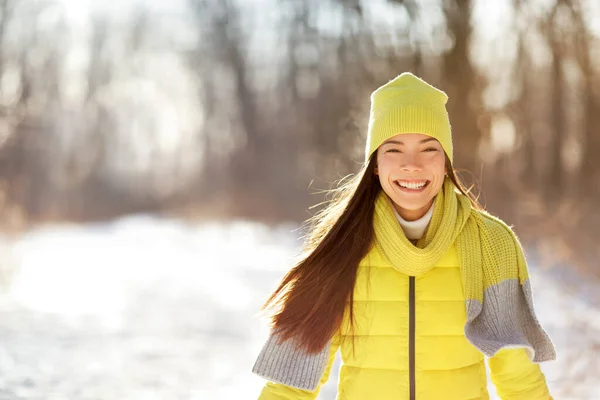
0, 0, 598, 274
0, 0, 597, 398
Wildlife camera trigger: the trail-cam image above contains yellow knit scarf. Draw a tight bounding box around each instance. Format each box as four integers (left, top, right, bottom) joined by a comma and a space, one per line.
372, 177, 556, 362
374, 177, 515, 306
374, 177, 470, 276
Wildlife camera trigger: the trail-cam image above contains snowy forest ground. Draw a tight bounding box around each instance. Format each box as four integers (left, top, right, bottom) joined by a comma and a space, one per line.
0, 217, 598, 399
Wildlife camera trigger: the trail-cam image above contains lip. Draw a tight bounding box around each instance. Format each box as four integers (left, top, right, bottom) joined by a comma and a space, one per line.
394, 180, 430, 193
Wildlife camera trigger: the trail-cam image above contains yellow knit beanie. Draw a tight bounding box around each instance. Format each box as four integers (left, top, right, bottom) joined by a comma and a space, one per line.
365, 72, 453, 164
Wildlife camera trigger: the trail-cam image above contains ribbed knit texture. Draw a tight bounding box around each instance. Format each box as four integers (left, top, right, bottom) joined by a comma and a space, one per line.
373, 180, 469, 276
392, 199, 435, 239
252, 178, 556, 391
365, 72, 453, 163
251, 332, 331, 391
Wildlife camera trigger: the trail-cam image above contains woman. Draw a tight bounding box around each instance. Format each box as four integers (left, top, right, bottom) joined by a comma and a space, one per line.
251, 72, 556, 400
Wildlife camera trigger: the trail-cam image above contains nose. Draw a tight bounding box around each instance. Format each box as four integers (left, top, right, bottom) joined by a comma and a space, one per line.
401, 152, 423, 172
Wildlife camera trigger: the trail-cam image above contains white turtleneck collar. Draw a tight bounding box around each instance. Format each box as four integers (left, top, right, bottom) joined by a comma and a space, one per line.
392, 199, 436, 240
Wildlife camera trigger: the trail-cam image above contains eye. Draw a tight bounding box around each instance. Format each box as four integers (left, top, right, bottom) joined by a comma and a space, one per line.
424, 148, 439, 152
386, 149, 401, 153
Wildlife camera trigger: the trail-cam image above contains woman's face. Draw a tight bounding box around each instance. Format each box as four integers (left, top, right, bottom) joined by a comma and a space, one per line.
375, 133, 447, 221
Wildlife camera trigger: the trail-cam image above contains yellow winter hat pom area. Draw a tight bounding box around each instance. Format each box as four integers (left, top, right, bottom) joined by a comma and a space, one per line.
365, 72, 453, 164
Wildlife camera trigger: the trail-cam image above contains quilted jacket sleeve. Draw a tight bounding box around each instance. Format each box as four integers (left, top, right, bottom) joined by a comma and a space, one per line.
488, 348, 553, 400
257, 335, 341, 400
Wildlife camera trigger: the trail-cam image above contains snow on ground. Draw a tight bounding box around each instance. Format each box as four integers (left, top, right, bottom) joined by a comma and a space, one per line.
0, 216, 597, 399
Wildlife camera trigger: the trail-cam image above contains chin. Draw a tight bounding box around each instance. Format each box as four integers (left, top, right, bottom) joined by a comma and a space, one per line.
398, 204, 428, 211
394, 196, 433, 209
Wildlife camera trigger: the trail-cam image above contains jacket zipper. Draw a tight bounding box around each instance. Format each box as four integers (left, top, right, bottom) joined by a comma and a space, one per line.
409, 276, 416, 400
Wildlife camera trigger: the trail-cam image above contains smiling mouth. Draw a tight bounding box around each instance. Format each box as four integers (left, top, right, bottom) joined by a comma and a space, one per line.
394, 180, 430, 192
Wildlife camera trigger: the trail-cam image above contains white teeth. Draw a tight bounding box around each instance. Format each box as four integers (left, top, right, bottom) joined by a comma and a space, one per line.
397, 181, 427, 189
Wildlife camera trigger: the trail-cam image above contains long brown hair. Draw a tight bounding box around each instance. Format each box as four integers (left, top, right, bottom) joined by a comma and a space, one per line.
260, 153, 481, 354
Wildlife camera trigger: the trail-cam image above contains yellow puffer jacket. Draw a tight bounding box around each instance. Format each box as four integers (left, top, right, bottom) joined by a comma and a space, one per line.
257, 244, 552, 400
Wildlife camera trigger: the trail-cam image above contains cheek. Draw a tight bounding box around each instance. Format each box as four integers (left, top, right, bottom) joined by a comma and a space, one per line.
375, 156, 390, 176
431, 157, 446, 177
375, 152, 385, 169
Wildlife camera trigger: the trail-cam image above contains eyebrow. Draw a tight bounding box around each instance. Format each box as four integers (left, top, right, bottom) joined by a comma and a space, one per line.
383, 137, 438, 145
